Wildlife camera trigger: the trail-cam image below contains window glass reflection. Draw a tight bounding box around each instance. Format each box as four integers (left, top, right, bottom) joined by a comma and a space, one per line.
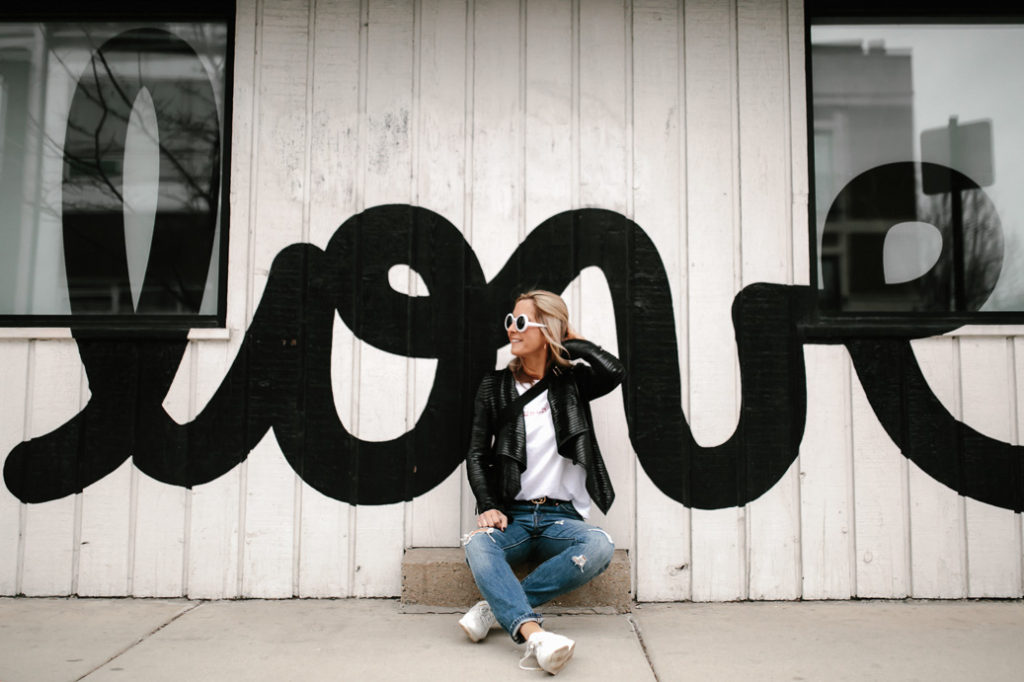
0, 22, 226, 317
811, 24, 1024, 314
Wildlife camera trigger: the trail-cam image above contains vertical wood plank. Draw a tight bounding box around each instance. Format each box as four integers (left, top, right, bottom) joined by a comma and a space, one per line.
409, 0, 468, 549
308, 0, 363, 249
128, 340, 195, 598
187, 342, 242, 599
413, 0, 468, 225
239, 0, 314, 598
786, 0, 809, 286
324, 313, 360, 596
298, 485, 351, 597
798, 345, 854, 599
737, 0, 800, 601
130, 341, 190, 597
0, 341, 29, 594
791, 0, 820, 598
360, 0, 415, 207
21, 497, 76, 596
907, 337, 966, 598
297, 0, 362, 596
351, 0, 416, 597
470, 0, 523, 278
188, 473, 242, 599
685, 0, 745, 602
352, 505, 402, 596
960, 337, 1022, 597
20, 340, 83, 596
241, 431, 296, 597
77, 459, 131, 596
851, 372, 909, 598
131, 474, 186, 597
578, 0, 628, 215
351, 342, 408, 594
577, 0, 634, 567
226, 0, 259, 335
683, 0, 739, 449
632, 0, 690, 602
250, 0, 315, 302
217, 4, 259, 597
746, 469, 802, 598
523, 0, 572, 231
737, 0, 791, 285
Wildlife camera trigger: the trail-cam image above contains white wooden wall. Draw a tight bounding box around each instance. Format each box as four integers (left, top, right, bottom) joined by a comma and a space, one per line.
1, 0, 1022, 600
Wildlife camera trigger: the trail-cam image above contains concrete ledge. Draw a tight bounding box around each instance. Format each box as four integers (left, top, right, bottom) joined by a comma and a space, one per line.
401, 547, 631, 613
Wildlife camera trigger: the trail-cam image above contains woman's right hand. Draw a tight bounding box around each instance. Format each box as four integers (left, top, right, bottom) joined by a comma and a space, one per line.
477, 508, 508, 530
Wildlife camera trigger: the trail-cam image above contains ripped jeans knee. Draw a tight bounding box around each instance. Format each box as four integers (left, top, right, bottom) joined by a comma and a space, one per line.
572, 528, 614, 574
462, 527, 509, 573
461, 527, 498, 546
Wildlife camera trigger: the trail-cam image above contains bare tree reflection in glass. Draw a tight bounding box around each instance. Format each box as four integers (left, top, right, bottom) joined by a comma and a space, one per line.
61, 27, 223, 316
0, 23, 225, 317
917, 185, 1004, 312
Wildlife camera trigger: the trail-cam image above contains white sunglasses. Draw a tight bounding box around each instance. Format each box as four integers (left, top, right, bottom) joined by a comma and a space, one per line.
505, 313, 546, 332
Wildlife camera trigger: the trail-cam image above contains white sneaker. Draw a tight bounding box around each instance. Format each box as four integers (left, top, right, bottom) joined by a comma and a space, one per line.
458, 600, 496, 642
519, 631, 576, 675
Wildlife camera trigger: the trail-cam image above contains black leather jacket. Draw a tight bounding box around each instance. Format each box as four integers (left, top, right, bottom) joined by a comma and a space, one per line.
466, 339, 625, 515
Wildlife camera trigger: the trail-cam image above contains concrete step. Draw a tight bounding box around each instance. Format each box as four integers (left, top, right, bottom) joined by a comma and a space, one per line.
401, 547, 631, 613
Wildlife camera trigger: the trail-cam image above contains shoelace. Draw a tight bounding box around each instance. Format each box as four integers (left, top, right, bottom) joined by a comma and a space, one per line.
518, 640, 542, 671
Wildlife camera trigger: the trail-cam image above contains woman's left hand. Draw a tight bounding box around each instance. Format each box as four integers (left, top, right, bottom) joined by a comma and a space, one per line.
477, 508, 508, 530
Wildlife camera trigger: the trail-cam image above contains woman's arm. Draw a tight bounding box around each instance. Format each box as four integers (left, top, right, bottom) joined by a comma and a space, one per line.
465, 374, 501, 513
563, 337, 625, 401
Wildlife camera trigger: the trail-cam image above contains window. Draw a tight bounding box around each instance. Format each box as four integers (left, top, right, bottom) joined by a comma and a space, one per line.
0, 3, 232, 326
807, 2, 1024, 322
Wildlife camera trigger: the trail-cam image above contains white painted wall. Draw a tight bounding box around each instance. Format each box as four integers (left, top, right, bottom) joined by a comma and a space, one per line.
0, 0, 1021, 601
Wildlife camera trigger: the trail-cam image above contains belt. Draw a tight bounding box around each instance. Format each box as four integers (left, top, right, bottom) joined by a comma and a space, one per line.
526, 497, 570, 507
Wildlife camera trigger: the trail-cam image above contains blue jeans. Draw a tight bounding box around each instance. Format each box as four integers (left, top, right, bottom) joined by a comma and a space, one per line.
462, 501, 614, 642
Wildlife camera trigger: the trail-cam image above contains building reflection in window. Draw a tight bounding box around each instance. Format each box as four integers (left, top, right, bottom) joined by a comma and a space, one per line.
811, 24, 1024, 314
0, 22, 227, 318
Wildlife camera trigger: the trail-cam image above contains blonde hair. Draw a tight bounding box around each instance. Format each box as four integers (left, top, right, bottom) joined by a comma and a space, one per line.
508, 289, 572, 380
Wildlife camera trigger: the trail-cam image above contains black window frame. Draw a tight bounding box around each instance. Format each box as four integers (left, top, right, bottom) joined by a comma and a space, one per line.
804, 0, 1024, 337
0, 0, 235, 332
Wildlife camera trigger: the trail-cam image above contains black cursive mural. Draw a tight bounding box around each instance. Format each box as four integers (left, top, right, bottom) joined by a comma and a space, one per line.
4, 198, 1023, 511
3, 32, 1023, 513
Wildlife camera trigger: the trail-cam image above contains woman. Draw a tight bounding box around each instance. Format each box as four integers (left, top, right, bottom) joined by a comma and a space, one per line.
460, 289, 624, 675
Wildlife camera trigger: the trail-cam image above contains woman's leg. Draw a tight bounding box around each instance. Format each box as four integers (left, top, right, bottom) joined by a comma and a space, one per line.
519, 509, 615, 608
462, 517, 541, 640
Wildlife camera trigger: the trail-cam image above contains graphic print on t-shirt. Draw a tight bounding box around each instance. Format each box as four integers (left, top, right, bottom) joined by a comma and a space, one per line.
515, 381, 592, 517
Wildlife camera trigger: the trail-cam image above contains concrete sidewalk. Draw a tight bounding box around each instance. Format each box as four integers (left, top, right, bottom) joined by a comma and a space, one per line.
1, 598, 1021, 681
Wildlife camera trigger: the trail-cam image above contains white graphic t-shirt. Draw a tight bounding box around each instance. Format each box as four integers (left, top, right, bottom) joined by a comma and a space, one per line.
513, 380, 592, 518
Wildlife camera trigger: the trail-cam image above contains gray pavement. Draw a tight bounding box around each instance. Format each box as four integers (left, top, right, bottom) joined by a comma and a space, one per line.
1, 598, 1021, 681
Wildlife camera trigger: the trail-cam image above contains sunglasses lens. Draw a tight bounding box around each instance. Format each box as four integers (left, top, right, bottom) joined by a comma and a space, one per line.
505, 313, 531, 331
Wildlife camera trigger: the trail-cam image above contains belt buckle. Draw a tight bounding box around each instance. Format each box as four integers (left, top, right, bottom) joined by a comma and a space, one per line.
530, 497, 547, 505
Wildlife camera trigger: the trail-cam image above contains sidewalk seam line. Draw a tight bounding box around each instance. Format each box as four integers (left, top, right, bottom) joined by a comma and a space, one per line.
75, 601, 203, 681
627, 613, 660, 682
